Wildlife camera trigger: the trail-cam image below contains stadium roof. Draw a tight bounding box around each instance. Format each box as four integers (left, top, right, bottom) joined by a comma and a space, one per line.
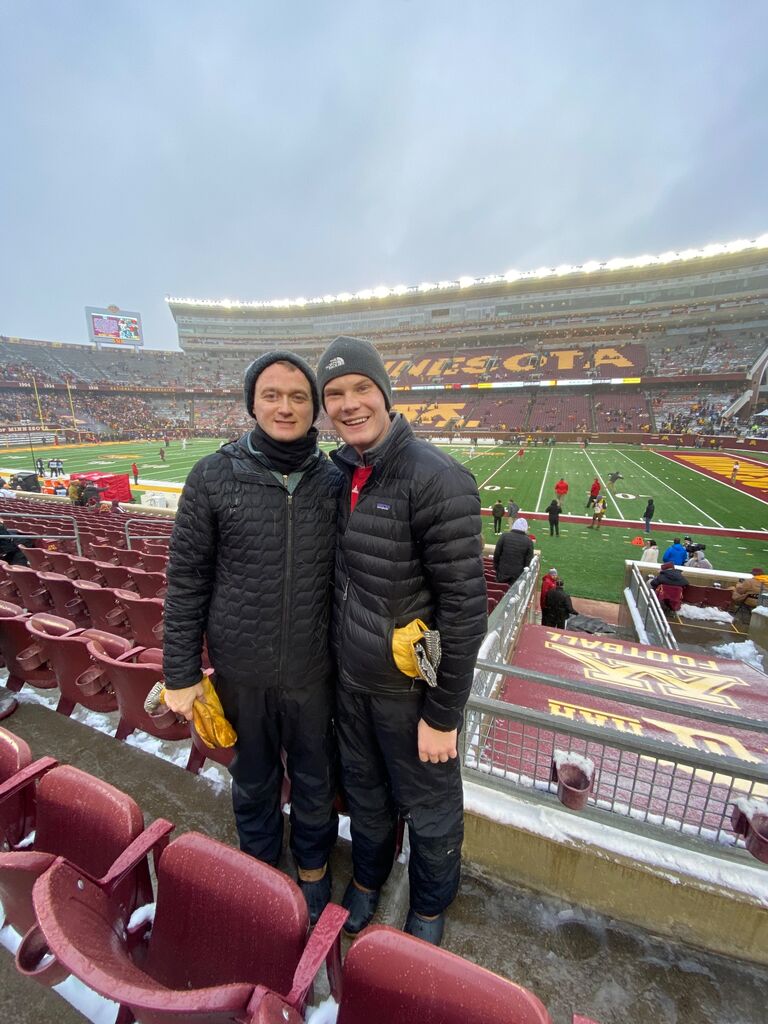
166, 233, 768, 314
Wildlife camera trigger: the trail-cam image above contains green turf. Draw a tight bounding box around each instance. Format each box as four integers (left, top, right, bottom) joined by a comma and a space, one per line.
2, 438, 766, 605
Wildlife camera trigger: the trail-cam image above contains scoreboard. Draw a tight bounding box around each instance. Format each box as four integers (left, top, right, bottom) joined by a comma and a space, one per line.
85, 306, 143, 348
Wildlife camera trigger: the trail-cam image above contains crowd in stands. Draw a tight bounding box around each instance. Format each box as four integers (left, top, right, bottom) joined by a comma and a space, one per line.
645, 329, 766, 376
592, 392, 652, 433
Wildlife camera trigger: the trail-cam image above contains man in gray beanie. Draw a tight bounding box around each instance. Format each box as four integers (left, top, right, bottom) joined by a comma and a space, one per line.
163, 351, 341, 924
318, 335, 487, 946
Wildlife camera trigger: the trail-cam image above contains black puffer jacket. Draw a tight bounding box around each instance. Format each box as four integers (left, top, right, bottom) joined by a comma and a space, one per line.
331, 415, 487, 732
493, 529, 533, 583
163, 433, 342, 690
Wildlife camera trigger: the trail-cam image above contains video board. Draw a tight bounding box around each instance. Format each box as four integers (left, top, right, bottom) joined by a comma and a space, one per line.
85, 306, 144, 347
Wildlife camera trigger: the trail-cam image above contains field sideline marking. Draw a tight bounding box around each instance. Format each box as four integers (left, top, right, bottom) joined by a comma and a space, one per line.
617, 450, 723, 528
583, 448, 625, 520
535, 448, 554, 511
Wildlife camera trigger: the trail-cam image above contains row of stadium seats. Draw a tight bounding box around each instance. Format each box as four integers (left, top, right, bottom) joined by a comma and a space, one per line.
0, 725, 599, 1023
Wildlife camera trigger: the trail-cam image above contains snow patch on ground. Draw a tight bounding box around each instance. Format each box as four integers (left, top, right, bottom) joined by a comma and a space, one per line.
305, 996, 339, 1024
679, 603, 733, 623
712, 639, 765, 674
463, 780, 768, 906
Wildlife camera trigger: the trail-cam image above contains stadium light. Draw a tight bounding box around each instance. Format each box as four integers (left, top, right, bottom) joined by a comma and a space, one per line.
164, 231, 768, 311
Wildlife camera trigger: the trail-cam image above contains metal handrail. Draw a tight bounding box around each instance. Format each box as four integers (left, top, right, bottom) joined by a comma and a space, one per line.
625, 562, 678, 649
0, 512, 82, 555
124, 518, 173, 549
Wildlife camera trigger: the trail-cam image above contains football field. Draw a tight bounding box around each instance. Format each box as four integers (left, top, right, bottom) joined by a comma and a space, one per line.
3, 438, 767, 603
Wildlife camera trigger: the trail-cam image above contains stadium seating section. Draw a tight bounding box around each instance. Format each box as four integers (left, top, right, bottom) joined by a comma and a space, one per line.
0, 323, 765, 439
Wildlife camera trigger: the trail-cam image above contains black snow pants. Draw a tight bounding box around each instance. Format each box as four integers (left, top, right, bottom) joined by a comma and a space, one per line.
215, 678, 338, 870
336, 688, 464, 918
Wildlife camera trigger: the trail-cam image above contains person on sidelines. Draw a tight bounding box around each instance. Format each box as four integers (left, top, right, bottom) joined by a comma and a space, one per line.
686, 545, 713, 570
662, 538, 687, 566
545, 498, 561, 537
586, 478, 600, 509
494, 517, 534, 584
650, 562, 689, 591
131, 462, 139, 485
588, 495, 607, 529
642, 498, 655, 534
491, 499, 505, 535
639, 539, 659, 563
507, 497, 520, 519
554, 477, 569, 510
730, 461, 740, 483
540, 568, 558, 613
731, 568, 766, 610
162, 352, 342, 924
317, 335, 487, 947
542, 579, 576, 629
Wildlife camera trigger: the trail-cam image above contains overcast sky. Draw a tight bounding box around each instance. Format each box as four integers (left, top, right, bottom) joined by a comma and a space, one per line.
1, 1, 767, 351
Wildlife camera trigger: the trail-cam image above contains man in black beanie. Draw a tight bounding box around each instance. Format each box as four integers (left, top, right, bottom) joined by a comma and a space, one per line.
317, 335, 487, 946
163, 352, 342, 923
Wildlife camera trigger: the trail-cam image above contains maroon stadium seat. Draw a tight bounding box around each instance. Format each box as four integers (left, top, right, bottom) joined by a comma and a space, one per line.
2, 565, 53, 614
35, 572, 90, 625
0, 726, 33, 849
30, 831, 347, 1021
70, 580, 131, 635
0, 601, 58, 694
113, 589, 164, 647
24, 614, 122, 718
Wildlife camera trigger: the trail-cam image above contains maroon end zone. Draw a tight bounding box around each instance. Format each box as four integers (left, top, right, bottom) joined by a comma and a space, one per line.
479, 625, 768, 834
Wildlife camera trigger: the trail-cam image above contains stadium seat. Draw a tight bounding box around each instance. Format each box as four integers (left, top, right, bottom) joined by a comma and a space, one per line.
115, 547, 145, 569
0, 726, 33, 849
2, 565, 53, 614
0, 601, 58, 694
35, 572, 89, 625
17, 546, 52, 572
286, 924, 558, 1024
44, 550, 78, 577
140, 552, 169, 573
130, 569, 167, 599
67, 554, 107, 583
0, 762, 163, 957
81, 640, 201, 769
70, 580, 131, 635
681, 584, 733, 612
89, 543, 120, 563
113, 589, 164, 647
29, 830, 348, 1020
24, 613, 122, 718
0, 563, 22, 603
98, 562, 139, 591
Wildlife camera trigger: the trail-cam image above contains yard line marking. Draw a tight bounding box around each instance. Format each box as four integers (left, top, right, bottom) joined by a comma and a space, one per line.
582, 448, 625, 520
617, 450, 723, 528
535, 448, 554, 511
478, 452, 519, 489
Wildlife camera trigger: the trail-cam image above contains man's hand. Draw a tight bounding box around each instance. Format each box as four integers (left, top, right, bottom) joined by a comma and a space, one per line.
163, 682, 205, 721
417, 719, 458, 764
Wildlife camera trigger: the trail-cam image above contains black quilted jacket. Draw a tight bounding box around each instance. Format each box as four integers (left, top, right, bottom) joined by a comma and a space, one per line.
331, 415, 487, 732
163, 433, 342, 690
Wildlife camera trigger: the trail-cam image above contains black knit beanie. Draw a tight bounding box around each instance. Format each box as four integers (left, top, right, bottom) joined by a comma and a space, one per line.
243, 351, 320, 421
316, 336, 392, 411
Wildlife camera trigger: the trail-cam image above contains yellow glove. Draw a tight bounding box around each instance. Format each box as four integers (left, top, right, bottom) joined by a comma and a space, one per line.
392, 619, 441, 688
145, 677, 237, 749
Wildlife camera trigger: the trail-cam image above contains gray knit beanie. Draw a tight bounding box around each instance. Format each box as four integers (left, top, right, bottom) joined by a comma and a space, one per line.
243, 351, 320, 421
316, 336, 392, 410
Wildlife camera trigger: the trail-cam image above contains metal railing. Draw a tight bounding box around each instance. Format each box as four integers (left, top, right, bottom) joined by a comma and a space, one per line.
463, 659, 768, 859
624, 562, 678, 649
124, 519, 173, 549
1, 512, 82, 555
475, 554, 540, 701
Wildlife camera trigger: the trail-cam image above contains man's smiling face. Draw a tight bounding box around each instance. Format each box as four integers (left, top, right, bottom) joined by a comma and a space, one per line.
323, 373, 391, 455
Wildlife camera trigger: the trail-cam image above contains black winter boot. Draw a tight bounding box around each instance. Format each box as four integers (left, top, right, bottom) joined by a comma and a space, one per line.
404, 909, 445, 946
341, 880, 380, 935
298, 865, 332, 926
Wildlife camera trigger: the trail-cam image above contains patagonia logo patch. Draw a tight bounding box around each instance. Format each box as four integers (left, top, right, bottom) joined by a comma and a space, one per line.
376, 502, 391, 511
